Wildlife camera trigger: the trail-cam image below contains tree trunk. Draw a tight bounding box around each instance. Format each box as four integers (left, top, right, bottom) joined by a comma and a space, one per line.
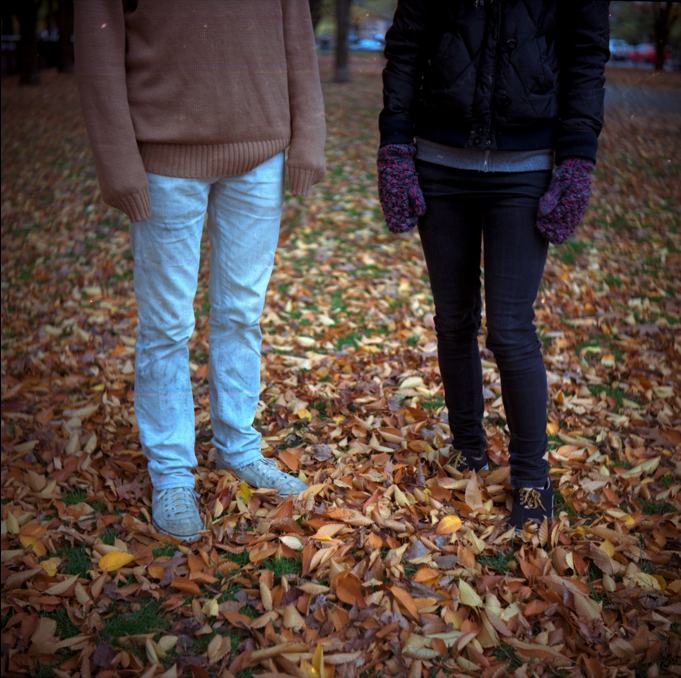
653, 1, 677, 72
17, 1, 39, 85
57, 0, 74, 73
335, 0, 353, 83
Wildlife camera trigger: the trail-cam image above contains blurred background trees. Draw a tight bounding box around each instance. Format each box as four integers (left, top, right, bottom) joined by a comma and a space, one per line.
2, 1, 678, 86
2, 0, 73, 84
610, 1, 680, 71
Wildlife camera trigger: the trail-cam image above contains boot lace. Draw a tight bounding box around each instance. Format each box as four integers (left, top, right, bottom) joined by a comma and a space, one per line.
450, 449, 464, 470
519, 488, 544, 510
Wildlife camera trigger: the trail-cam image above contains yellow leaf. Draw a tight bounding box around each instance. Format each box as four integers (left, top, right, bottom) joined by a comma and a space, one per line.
202, 597, 219, 617
312, 641, 325, 678
458, 580, 483, 608
40, 558, 59, 577
6, 512, 20, 534
666, 579, 681, 594
653, 574, 667, 592
599, 540, 616, 557
546, 421, 559, 435
238, 481, 253, 503
99, 550, 135, 572
436, 515, 462, 535
157, 636, 178, 653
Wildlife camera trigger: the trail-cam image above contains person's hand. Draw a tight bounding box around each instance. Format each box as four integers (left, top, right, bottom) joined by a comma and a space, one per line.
536, 158, 595, 244
377, 143, 426, 233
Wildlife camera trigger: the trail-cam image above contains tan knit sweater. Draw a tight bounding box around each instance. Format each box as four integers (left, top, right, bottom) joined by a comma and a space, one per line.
75, 1, 326, 223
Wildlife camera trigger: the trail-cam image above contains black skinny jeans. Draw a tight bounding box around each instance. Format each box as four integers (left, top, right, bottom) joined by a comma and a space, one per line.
417, 185, 550, 489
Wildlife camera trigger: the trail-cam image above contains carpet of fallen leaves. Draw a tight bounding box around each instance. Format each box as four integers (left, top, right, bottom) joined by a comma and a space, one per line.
2, 56, 681, 678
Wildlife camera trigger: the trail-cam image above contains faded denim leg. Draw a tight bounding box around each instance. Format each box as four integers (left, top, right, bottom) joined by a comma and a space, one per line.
207, 152, 285, 469
130, 173, 211, 490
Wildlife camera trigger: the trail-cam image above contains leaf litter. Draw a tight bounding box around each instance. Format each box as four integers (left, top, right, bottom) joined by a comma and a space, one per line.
1, 56, 681, 677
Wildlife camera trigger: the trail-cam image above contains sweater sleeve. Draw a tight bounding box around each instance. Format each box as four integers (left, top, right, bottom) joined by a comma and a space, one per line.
281, 0, 326, 196
74, 1, 151, 222
555, 1, 610, 164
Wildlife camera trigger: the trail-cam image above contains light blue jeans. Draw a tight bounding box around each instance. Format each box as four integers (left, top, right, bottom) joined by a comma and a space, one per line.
129, 152, 285, 490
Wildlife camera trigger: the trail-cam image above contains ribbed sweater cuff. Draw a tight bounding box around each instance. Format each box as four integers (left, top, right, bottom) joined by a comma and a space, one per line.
109, 188, 152, 223
288, 166, 324, 196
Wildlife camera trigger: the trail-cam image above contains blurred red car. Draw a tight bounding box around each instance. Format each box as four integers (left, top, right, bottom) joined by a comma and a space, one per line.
628, 42, 669, 64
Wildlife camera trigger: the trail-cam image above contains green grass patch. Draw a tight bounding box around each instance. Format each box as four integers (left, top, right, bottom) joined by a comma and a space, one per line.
555, 239, 589, 265
478, 548, 516, 574
101, 598, 170, 644
422, 395, 445, 411
56, 544, 91, 578
42, 608, 81, 640
31, 662, 56, 678
90, 498, 107, 513
100, 528, 119, 546
152, 544, 179, 559
239, 605, 259, 619
403, 562, 417, 578
661, 473, 676, 488
587, 384, 640, 412
495, 642, 523, 672
639, 499, 675, 515
62, 489, 89, 506
225, 551, 250, 566
259, 557, 302, 579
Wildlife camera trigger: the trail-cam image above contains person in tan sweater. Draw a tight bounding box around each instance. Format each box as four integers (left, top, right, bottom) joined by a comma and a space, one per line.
75, 0, 326, 541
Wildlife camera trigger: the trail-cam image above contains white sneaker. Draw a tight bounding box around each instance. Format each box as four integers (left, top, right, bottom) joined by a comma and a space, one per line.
152, 487, 204, 542
222, 456, 308, 497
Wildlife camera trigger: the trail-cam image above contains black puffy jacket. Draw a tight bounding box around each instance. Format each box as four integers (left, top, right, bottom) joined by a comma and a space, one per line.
379, 0, 610, 163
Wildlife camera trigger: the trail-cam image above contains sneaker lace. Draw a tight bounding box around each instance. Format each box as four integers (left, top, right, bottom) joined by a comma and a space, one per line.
519, 488, 544, 510
157, 487, 199, 518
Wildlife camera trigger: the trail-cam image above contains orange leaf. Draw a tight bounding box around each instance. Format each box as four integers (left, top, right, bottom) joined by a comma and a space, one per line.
336, 573, 366, 609
171, 577, 202, 596
188, 553, 204, 574
413, 568, 439, 585
436, 515, 462, 535
147, 564, 165, 579
99, 551, 135, 572
464, 473, 483, 510
391, 585, 419, 620
278, 448, 300, 472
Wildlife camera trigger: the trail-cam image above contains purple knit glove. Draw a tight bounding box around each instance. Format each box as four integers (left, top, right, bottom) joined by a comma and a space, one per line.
536, 158, 595, 244
377, 143, 426, 234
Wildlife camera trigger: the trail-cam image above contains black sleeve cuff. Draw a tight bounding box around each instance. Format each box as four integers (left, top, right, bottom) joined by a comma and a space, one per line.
555, 130, 599, 165
378, 115, 415, 147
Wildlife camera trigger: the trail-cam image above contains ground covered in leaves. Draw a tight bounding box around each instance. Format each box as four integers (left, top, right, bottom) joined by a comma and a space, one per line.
1, 57, 681, 678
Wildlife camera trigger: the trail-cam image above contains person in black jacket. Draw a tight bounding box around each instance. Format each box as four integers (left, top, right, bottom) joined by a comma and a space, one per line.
377, 0, 610, 531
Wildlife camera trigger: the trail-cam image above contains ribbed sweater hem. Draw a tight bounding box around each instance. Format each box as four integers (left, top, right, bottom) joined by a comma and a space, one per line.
288, 166, 324, 196
138, 139, 290, 179
109, 188, 152, 223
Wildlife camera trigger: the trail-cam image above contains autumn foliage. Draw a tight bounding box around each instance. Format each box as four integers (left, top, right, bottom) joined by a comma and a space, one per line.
1, 59, 681, 677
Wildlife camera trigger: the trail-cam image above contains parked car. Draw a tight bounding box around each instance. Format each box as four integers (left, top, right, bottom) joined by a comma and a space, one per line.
609, 38, 630, 61
628, 42, 669, 64
349, 38, 384, 51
